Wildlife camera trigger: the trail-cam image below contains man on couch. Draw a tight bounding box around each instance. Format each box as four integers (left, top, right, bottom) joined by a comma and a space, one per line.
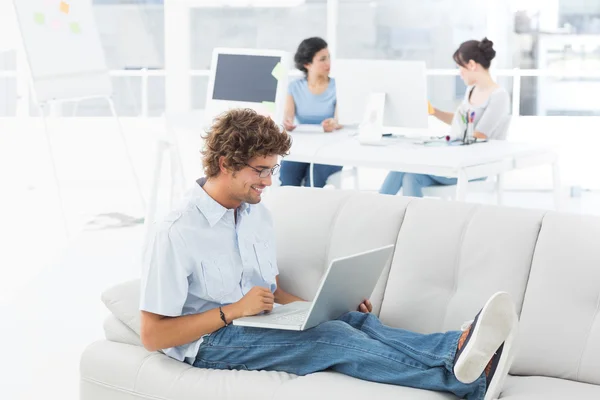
140, 108, 518, 400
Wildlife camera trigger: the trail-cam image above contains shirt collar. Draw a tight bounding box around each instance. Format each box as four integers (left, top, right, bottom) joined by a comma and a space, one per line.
193, 178, 252, 227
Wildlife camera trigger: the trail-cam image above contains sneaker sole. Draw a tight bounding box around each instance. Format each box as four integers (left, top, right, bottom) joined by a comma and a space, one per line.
454, 292, 516, 385
484, 324, 518, 400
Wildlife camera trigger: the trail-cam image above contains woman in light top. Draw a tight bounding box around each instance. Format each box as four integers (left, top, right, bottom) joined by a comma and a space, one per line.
380, 37, 511, 197
279, 37, 343, 187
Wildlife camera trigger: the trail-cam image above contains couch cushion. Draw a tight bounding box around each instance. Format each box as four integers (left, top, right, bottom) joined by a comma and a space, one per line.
81, 340, 296, 400
102, 279, 141, 335
380, 200, 544, 333
266, 188, 411, 315
322, 191, 411, 315
274, 371, 457, 400
264, 188, 354, 301
103, 314, 142, 347
500, 375, 600, 399
510, 213, 600, 384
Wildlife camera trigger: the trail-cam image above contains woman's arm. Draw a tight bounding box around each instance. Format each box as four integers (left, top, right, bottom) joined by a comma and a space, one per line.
334, 104, 342, 128
322, 104, 343, 132
283, 94, 296, 131
432, 108, 455, 125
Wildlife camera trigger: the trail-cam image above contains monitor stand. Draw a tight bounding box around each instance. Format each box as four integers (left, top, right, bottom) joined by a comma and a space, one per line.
357, 92, 386, 145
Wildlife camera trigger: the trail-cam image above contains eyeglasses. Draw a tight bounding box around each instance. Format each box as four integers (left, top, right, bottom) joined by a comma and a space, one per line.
245, 163, 280, 178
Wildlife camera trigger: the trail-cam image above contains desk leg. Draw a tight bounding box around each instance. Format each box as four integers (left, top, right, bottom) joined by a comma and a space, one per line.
496, 173, 505, 206
352, 167, 360, 190
455, 170, 468, 201
309, 163, 315, 187
552, 159, 562, 211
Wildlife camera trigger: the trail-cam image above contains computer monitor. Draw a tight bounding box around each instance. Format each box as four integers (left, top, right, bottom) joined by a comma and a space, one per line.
334, 59, 429, 131
205, 48, 290, 123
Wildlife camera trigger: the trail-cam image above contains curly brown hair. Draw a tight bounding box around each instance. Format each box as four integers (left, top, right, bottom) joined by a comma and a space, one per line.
202, 109, 292, 178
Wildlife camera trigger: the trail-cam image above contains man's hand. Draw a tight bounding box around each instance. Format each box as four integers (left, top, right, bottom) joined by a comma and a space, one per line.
235, 287, 275, 317
358, 299, 373, 313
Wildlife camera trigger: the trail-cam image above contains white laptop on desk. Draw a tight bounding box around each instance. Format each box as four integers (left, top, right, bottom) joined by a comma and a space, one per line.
232, 245, 394, 331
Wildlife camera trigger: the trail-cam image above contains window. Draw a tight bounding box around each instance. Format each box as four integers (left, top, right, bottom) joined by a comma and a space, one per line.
337, 0, 488, 69
190, 2, 327, 70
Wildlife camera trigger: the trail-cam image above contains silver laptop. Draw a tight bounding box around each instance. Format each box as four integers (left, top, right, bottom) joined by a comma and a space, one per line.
232, 245, 394, 331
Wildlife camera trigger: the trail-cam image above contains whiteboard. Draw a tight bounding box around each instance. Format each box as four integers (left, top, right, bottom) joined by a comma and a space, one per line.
12, 0, 112, 103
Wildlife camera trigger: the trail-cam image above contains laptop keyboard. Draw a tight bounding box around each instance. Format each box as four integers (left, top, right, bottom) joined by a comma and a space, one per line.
272, 311, 308, 324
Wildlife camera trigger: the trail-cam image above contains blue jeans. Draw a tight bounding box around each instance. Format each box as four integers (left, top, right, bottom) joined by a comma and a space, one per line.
280, 161, 343, 188
380, 172, 483, 197
194, 312, 487, 399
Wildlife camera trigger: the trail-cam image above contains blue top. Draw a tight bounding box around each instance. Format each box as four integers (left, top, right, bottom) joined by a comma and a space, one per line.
288, 77, 337, 124
140, 178, 279, 364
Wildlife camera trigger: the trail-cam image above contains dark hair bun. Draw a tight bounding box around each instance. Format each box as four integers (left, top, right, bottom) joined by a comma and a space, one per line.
478, 37, 496, 61
294, 37, 328, 75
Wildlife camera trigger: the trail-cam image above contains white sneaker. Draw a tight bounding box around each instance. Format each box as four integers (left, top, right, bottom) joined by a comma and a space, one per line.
453, 292, 518, 393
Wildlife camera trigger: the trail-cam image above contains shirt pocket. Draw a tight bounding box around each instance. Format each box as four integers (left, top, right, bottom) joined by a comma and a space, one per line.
201, 254, 235, 302
253, 241, 277, 285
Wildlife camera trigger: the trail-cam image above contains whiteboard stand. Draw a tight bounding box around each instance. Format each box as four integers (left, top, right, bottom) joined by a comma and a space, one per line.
39, 102, 69, 238
36, 94, 147, 238
11, 0, 147, 238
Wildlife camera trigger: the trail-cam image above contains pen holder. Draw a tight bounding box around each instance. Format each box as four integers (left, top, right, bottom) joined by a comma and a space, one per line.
464, 122, 475, 145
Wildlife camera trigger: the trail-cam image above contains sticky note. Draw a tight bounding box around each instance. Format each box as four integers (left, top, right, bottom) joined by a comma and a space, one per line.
34, 12, 45, 25
262, 101, 276, 114
271, 62, 284, 81
427, 101, 434, 115
70, 22, 81, 34
60, 1, 70, 14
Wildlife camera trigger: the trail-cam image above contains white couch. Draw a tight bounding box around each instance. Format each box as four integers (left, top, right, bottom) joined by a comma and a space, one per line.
80, 187, 600, 400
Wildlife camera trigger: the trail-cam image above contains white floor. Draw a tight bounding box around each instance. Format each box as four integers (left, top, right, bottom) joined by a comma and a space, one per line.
1, 117, 600, 399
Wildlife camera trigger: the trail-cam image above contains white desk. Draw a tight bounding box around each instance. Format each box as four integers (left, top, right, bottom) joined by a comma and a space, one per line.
286, 128, 561, 208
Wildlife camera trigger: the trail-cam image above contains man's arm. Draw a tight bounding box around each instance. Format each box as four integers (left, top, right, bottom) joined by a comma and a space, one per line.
141, 286, 274, 352
141, 304, 239, 352
273, 275, 305, 305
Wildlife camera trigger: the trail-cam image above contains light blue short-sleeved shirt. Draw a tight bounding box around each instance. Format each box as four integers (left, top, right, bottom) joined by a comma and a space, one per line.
140, 178, 279, 364
288, 77, 336, 124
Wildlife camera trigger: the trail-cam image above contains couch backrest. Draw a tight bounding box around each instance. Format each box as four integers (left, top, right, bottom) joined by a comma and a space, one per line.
378, 198, 544, 333
268, 189, 600, 385
264, 187, 411, 316
510, 213, 600, 385
266, 188, 546, 328
103, 187, 600, 387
